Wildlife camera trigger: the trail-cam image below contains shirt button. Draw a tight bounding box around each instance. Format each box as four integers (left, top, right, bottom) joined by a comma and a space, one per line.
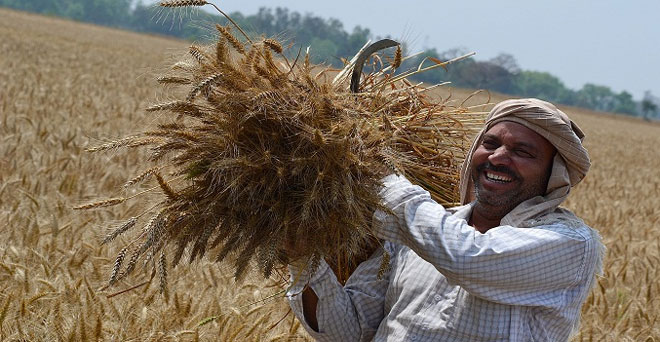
434, 294, 442, 301
410, 335, 417, 341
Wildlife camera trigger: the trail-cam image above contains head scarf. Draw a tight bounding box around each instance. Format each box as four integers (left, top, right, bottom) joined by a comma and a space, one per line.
459, 98, 591, 227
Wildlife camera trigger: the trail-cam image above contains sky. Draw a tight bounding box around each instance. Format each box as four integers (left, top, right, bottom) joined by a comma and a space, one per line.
156, 0, 660, 100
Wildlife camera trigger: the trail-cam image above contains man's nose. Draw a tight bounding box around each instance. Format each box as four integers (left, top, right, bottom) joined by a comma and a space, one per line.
487, 146, 511, 165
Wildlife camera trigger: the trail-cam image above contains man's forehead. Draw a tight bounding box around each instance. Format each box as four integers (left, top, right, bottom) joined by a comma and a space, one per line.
483, 121, 553, 150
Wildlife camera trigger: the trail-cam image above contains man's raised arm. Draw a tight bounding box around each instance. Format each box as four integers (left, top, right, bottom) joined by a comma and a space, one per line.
287, 244, 394, 341
374, 175, 601, 307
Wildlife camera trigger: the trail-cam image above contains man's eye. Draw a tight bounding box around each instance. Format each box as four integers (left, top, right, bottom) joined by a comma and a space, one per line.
482, 141, 497, 148
515, 149, 533, 158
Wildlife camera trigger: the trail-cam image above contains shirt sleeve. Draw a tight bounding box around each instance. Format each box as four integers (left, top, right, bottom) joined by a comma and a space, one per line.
373, 174, 598, 308
286, 244, 394, 342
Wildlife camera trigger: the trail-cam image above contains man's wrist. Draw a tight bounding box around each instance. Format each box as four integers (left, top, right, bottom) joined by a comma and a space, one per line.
381, 173, 401, 187
288, 258, 330, 288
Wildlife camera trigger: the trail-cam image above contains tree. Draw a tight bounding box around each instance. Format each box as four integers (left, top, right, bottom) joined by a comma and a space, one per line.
309, 38, 339, 64
613, 91, 637, 116
0, 0, 134, 26
83, 0, 132, 26
642, 91, 658, 120
340, 26, 370, 60
574, 84, 617, 112
404, 50, 519, 95
513, 71, 574, 104
457, 61, 515, 94
489, 53, 520, 75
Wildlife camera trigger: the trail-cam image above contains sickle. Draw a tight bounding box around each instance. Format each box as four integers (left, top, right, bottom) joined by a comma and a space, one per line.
350, 39, 400, 93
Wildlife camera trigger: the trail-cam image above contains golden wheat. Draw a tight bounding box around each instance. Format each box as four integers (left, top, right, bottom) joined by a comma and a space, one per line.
76, 4, 484, 289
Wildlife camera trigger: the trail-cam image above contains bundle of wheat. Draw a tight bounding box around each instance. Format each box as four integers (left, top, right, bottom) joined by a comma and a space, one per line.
75, 0, 485, 291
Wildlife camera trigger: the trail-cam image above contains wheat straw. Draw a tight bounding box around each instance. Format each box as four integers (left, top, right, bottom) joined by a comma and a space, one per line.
263, 39, 283, 54
393, 46, 402, 69
102, 217, 138, 244
109, 247, 127, 284
73, 198, 125, 210
159, 0, 207, 8
78, 6, 484, 288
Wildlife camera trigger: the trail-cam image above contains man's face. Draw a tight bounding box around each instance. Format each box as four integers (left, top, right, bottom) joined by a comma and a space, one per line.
470, 121, 557, 216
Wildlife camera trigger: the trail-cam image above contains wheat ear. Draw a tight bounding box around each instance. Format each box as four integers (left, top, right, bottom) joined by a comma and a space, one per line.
159, 0, 208, 7
73, 197, 126, 210
393, 46, 402, 69
263, 39, 283, 54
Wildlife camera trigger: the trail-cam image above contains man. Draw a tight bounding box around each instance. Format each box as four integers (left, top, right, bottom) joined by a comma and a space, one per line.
286, 98, 604, 341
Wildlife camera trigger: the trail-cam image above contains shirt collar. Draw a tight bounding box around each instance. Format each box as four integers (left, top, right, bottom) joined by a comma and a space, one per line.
447, 202, 474, 221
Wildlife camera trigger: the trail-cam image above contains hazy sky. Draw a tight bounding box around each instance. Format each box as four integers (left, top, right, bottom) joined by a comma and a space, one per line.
158, 0, 660, 100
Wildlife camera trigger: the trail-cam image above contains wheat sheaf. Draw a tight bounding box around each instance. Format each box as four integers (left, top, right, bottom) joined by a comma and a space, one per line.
76, 0, 485, 294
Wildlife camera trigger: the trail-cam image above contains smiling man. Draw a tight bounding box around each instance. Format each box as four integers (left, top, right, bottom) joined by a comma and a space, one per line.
287, 98, 604, 342
468, 120, 558, 233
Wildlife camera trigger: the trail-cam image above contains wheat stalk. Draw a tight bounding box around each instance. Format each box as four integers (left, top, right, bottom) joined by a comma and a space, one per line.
109, 247, 127, 285
159, 0, 207, 8
158, 251, 168, 298
263, 39, 283, 54
215, 25, 245, 54
102, 217, 137, 244
73, 197, 125, 210
393, 45, 402, 69
157, 76, 191, 85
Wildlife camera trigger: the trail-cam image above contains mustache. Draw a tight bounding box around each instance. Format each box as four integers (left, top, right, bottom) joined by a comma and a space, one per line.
475, 162, 519, 180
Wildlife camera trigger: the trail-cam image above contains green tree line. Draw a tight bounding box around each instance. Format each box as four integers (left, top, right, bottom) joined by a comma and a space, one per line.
2, 0, 656, 118
408, 48, 642, 116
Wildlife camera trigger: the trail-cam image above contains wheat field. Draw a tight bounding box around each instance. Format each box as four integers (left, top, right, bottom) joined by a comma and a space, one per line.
1, 8, 658, 341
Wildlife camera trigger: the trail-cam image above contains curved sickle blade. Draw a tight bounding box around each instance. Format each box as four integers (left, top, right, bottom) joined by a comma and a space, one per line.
350, 39, 400, 93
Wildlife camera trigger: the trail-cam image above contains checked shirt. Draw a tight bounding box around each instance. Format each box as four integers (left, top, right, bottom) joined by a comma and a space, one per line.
287, 175, 602, 342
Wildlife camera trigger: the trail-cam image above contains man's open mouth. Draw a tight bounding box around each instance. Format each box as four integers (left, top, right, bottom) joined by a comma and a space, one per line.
484, 171, 513, 183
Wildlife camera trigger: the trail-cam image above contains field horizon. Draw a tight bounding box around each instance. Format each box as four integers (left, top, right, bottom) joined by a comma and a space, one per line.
2, 7, 659, 341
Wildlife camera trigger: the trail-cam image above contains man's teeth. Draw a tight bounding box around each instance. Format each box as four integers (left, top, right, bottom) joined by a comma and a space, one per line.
485, 171, 512, 182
